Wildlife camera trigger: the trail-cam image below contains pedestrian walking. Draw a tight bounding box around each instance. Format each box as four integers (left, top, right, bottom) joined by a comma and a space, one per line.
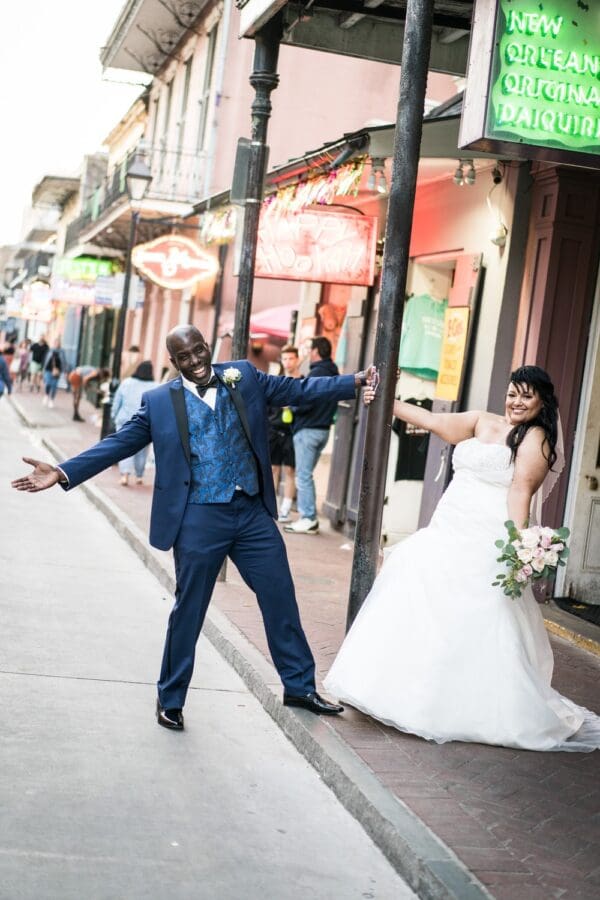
14, 340, 31, 390
42, 339, 66, 408
112, 361, 158, 485
28, 336, 48, 392
12, 325, 375, 731
268, 345, 301, 522
284, 336, 340, 535
67, 365, 110, 421
0, 350, 12, 398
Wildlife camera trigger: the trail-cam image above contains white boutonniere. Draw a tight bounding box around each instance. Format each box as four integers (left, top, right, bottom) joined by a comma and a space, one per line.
223, 367, 242, 388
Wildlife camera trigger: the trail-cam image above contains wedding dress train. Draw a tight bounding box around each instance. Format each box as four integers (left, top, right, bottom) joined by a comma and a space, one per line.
324, 438, 600, 751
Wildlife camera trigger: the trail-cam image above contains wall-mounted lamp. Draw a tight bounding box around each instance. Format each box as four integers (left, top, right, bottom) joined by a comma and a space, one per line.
487, 161, 507, 247
453, 161, 465, 185
368, 158, 388, 194
491, 163, 503, 185
464, 163, 476, 186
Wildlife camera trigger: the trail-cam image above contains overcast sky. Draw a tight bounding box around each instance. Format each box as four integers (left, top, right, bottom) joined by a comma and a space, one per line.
0, 1, 144, 245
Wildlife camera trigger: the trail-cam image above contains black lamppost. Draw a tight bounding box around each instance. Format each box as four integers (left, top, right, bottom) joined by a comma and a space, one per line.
100, 146, 152, 439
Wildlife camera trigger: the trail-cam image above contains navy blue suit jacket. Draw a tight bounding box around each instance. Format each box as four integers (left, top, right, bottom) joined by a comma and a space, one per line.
60, 361, 357, 550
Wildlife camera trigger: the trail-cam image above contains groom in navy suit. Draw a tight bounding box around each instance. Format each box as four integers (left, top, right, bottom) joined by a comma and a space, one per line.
13, 325, 373, 730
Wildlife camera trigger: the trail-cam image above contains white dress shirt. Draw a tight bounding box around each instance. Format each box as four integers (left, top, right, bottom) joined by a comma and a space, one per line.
181, 368, 217, 410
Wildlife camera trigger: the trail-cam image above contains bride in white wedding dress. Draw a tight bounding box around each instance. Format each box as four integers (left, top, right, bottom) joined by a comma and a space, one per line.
324, 366, 600, 752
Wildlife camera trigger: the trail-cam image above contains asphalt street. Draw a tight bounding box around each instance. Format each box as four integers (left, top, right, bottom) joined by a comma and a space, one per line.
0, 399, 415, 900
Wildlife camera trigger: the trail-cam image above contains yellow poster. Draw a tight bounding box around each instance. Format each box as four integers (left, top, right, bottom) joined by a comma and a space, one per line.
435, 306, 470, 401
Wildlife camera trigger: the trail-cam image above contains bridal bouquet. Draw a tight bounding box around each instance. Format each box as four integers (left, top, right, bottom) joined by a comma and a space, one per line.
493, 521, 570, 599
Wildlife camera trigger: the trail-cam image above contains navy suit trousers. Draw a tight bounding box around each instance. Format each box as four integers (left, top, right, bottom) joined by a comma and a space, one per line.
158, 492, 316, 707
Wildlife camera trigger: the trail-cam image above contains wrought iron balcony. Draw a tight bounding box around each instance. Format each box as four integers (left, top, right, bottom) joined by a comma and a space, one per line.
65, 143, 205, 251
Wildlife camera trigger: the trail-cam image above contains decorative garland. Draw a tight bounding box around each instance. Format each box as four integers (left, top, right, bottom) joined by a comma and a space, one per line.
264, 158, 366, 215
198, 158, 367, 243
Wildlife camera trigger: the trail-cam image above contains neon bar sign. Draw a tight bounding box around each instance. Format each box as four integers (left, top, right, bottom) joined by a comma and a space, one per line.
459, 0, 599, 166
255, 210, 378, 286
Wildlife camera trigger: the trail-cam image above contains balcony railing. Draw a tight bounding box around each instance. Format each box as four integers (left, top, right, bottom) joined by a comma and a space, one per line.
65, 143, 206, 251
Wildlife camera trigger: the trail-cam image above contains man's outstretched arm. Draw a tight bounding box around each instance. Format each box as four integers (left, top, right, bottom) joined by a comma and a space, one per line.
258, 364, 377, 407
12, 399, 152, 493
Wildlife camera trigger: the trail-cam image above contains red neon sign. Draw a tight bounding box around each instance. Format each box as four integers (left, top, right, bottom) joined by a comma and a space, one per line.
255, 210, 378, 286
132, 235, 219, 289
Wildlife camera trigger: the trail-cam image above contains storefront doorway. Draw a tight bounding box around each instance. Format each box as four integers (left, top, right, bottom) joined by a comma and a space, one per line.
560, 273, 600, 605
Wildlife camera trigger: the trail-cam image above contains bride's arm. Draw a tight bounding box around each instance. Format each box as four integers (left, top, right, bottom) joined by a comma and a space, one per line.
392, 399, 480, 445
507, 427, 549, 528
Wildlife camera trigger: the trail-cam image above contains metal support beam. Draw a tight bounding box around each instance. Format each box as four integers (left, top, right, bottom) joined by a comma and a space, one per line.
282, 10, 466, 74
346, 0, 435, 629
232, 13, 283, 361
339, 0, 385, 30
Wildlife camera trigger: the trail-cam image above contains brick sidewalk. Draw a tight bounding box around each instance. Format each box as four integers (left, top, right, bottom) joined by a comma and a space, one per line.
10, 387, 600, 899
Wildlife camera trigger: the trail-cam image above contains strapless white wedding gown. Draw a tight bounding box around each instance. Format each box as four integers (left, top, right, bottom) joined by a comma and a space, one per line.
324, 438, 600, 751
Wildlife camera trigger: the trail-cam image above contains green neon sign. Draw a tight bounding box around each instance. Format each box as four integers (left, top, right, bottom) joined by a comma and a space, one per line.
488, 0, 600, 156
54, 256, 120, 282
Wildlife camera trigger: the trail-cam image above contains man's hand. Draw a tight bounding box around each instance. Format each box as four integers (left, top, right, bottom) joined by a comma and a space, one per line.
11, 457, 62, 492
354, 364, 378, 389
354, 364, 380, 406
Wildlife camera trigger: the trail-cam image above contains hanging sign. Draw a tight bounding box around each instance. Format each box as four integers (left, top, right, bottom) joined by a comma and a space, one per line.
459, 0, 600, 167
254, 210, 378, 286
19, 282, 53, 323
132, 235, 219, 289
435, 307, 471, 402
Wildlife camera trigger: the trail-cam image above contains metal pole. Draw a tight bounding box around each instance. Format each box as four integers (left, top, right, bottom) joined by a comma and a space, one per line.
346, 0, 435, 629
101, 210, 139, 439
232, 13, 283, 361
210, 242, 228, 353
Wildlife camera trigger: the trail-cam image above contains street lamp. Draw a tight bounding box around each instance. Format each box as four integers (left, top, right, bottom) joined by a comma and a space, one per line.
101, 145, 152, 439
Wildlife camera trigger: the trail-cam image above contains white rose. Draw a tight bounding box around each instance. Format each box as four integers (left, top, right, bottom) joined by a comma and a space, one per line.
532, 557, 546, 573
544, 550, 559, 567
520, 529, 539, 549
517, 548, 533, 564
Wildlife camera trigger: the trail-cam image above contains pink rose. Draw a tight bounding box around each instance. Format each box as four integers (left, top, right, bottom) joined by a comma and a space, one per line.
532, 547, 545, 558
515, 570, 528, 583
522, 564, 533, 577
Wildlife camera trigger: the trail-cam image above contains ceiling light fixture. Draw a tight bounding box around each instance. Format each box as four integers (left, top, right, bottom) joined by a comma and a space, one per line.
464, 163, 476, 186
453, 161, 464, 186
368, 157, 387, 194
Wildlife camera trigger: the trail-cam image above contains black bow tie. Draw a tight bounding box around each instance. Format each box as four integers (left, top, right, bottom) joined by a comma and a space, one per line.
196, 376, 218, 398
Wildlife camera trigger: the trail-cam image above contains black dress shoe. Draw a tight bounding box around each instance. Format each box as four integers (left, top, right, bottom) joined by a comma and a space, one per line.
283, 691, 344, 715
156, 698, 184, 730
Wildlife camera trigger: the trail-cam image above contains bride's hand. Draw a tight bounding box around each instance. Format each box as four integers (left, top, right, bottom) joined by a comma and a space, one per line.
363, 383, 378, 406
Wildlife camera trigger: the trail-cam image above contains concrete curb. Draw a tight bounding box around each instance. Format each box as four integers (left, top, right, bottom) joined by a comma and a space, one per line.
33, 432, 491, 900
542, 606, 600, 658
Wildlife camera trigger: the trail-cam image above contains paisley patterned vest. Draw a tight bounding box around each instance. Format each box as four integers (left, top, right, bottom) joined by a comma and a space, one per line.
184, 382, 259, 504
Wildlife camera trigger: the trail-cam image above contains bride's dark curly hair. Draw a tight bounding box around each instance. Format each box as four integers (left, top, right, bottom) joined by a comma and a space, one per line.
506, 365, 559, 469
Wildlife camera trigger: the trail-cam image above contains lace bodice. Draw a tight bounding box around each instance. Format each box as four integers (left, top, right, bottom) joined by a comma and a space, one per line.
452, 437, 514, 487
